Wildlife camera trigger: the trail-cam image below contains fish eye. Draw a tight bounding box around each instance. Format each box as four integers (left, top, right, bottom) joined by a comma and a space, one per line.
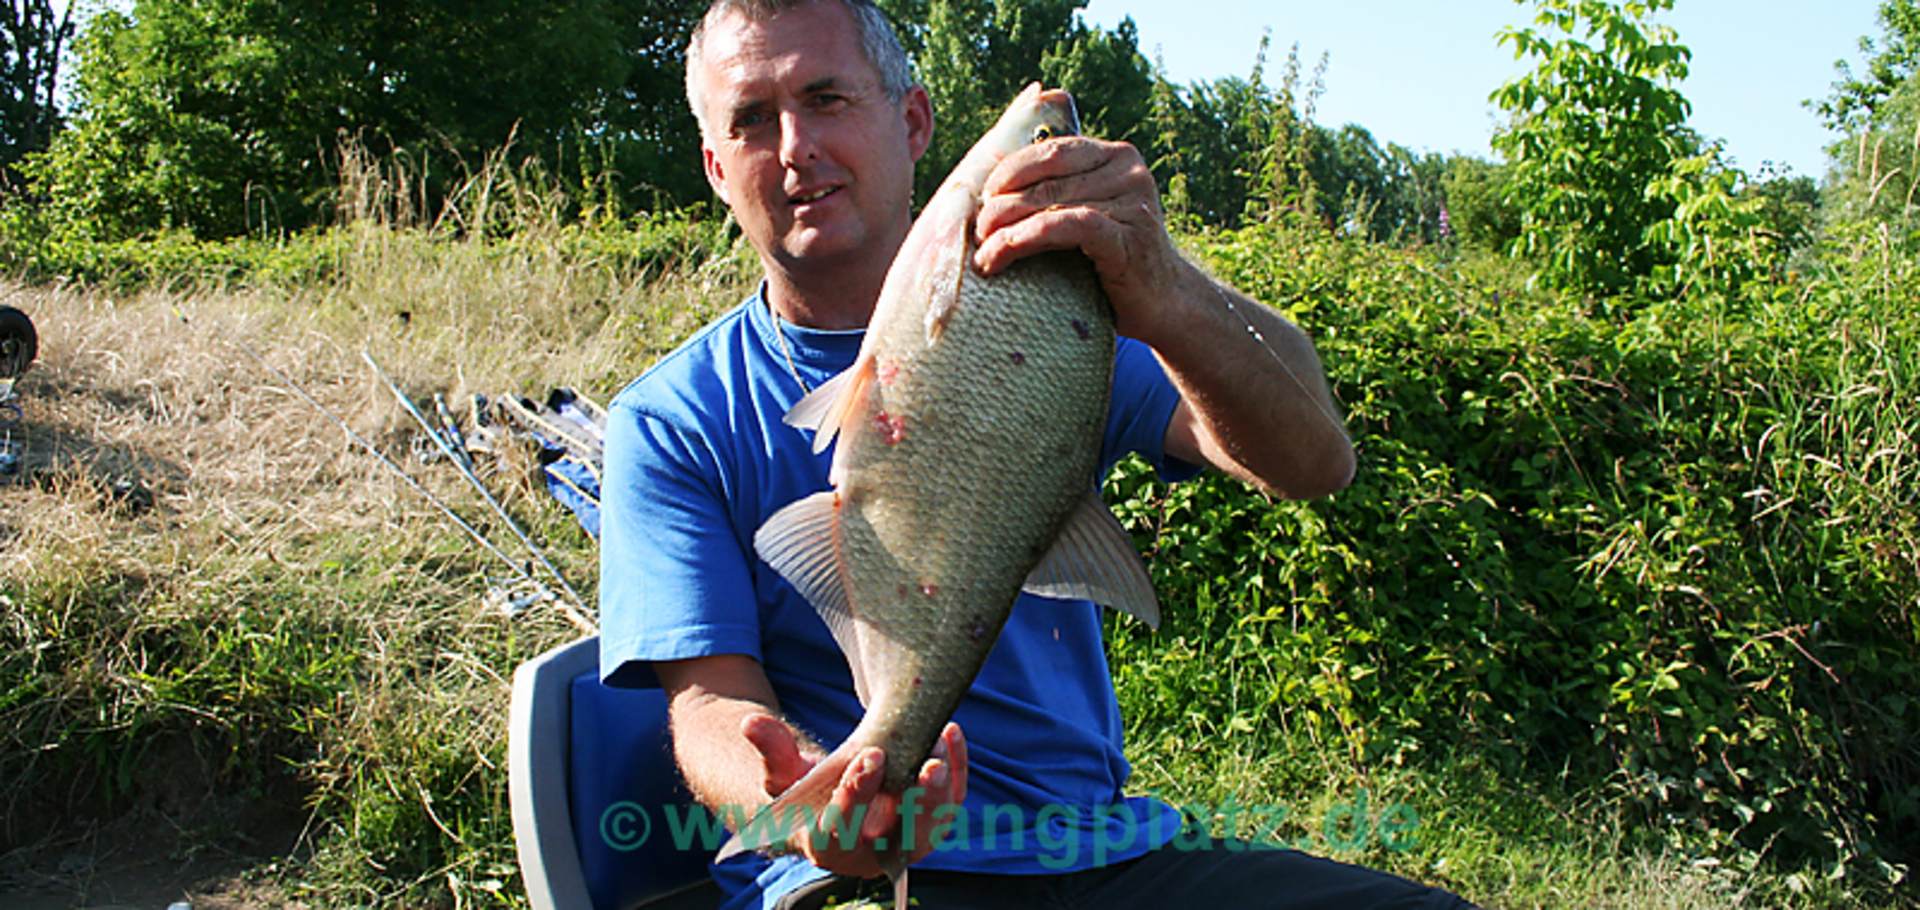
1031, 124, 1055, 143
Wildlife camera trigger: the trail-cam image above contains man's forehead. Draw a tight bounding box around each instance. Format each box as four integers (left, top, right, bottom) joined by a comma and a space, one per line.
698, 4, 877, 97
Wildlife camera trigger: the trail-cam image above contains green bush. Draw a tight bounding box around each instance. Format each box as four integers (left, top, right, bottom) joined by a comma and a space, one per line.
1109, 218, 1917, 892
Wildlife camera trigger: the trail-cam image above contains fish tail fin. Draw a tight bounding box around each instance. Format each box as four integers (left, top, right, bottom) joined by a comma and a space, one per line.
714, 743, 859, 863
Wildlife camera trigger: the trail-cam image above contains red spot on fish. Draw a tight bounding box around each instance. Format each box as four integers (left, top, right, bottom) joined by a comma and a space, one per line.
912, 675, 923, 688
920, 582, 939, 598
1070, 319, 1091, 340
872, 411, 907, 445
878, 360, 901, 385
1010, 351, 1026, 365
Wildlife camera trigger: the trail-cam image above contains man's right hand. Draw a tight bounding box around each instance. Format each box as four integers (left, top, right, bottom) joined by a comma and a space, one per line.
742, 714, 969, 878
656, 654, 968, 880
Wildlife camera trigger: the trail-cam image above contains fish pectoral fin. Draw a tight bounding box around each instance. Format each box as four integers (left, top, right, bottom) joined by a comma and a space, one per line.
715, 744, 857, 862
1022, 493, 1162, 629
784, 356, 877, 456
922, 191, 979, 346
754, 489, 874, 705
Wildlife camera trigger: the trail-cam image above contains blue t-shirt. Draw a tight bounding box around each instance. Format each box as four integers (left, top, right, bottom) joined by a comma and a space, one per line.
599, 286, 1198, 909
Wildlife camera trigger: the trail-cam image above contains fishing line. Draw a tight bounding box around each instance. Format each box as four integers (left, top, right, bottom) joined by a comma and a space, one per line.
1207, 281, 1352, 445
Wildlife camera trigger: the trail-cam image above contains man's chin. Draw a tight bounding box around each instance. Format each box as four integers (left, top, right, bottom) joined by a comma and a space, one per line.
777, 228, 867, 267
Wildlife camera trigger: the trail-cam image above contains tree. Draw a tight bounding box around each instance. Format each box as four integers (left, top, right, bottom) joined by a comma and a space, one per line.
886, 0, 1155, 210
1815, 0, 1919, 132
1, 0, 74, 186
1441, 156, 1521, 252
1817, 4, 1920, 235
25, 0, 707, 239
1490, 0, 1695, 294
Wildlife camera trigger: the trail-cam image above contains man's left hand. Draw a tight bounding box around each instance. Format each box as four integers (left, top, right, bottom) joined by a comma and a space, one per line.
971, 137, 1193, 346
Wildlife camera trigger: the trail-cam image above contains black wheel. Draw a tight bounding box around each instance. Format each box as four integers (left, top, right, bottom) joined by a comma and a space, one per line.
0, 306, 35, 379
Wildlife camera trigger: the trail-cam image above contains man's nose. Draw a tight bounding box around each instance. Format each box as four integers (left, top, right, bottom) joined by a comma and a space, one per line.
778, 110, 820, 167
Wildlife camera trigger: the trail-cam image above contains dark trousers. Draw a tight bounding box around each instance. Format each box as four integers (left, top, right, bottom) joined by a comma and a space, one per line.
775, 839, 1475, 909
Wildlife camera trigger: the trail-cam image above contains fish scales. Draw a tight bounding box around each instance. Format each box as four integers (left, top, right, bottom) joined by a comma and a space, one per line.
837, 249, 1114, 793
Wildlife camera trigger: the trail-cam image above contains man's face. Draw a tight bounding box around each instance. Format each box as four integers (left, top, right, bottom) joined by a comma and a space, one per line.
692, 2, 931, 279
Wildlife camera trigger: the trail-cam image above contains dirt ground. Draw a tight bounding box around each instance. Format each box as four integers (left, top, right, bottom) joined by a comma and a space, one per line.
0, 734, 311, 910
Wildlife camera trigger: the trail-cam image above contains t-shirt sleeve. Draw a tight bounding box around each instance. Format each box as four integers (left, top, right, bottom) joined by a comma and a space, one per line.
598, 400, 763, 689
1100, 336, 1204, 482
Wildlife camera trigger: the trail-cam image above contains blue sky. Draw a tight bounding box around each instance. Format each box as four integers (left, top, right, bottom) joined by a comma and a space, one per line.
1082, 0, 1887, 181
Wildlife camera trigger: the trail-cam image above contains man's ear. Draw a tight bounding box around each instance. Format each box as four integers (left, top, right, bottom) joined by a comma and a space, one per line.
903, 85, 933, 163
702, 144, 730, 205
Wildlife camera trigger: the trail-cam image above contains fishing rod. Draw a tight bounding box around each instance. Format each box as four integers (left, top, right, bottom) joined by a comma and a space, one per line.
361, 350, 595, 631
185, 312, 575, 625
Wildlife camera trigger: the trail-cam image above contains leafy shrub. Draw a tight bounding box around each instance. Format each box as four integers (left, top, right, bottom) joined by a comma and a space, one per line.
1109, 218, 1917, 892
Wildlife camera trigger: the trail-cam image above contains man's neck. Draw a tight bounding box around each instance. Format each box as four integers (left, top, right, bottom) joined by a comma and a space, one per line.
759, 221, 909, 331
762, 267, 882, 331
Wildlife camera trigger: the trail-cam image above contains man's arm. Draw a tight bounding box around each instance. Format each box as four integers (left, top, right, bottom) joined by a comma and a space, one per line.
972, 138, 1355, 499
654, 655, 968, 879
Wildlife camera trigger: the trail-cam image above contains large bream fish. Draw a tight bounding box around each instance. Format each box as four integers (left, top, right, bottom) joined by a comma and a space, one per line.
728, 83, 1162, 901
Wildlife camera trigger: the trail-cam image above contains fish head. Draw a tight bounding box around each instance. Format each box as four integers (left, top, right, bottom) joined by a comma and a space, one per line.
985, 83, 1081, 154
940, 84, 1084, 193
1006, 82, 1080, 145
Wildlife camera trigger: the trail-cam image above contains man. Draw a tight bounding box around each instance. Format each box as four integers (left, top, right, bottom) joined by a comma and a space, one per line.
599, 1, 1468, 907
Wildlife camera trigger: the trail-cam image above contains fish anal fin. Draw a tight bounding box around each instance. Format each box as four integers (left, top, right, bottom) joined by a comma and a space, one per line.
753, 490, 874, 705
1022, 494, 1162, 629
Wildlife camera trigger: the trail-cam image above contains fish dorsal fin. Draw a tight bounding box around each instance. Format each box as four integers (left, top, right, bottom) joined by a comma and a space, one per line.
1022, 493, 1162, 629
783, 355, 877, 456
754, 489, 873, 705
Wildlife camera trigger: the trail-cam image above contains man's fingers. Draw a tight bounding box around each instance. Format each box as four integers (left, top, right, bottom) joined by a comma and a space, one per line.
974, 205, 1132, 276
833, 748, 883, 811
944, 723, 969, 802
974, 181, 1132, 247
983, 136, 1124, 195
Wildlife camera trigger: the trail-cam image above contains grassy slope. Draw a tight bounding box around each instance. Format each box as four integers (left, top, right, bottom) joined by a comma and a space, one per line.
1, 216, 1908, 907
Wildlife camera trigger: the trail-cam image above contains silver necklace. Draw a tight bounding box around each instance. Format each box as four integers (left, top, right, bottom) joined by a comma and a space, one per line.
767, 300, 813, 394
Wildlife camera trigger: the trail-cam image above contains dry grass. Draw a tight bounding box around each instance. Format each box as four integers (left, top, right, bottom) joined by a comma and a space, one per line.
0, 215, 754, 906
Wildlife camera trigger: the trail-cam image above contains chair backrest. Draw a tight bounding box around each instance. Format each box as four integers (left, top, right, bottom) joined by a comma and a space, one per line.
509, 636, 719, 910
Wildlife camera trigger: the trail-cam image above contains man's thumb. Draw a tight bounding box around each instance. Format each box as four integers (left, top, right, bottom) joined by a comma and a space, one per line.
741, 713, 807, 795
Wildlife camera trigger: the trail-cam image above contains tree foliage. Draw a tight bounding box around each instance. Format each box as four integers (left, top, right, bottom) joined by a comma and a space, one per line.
25, 0, 707, 239
1817, 3, 1920, 246
1816, 0, 1920, 132
1491, 0, 1694, 294
1441, 156, 1521, 252
0, 0, 73, 185
1310, 125, 1450, 243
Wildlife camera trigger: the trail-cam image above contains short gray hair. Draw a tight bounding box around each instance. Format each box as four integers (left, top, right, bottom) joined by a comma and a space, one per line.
685, 0, 916, 137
